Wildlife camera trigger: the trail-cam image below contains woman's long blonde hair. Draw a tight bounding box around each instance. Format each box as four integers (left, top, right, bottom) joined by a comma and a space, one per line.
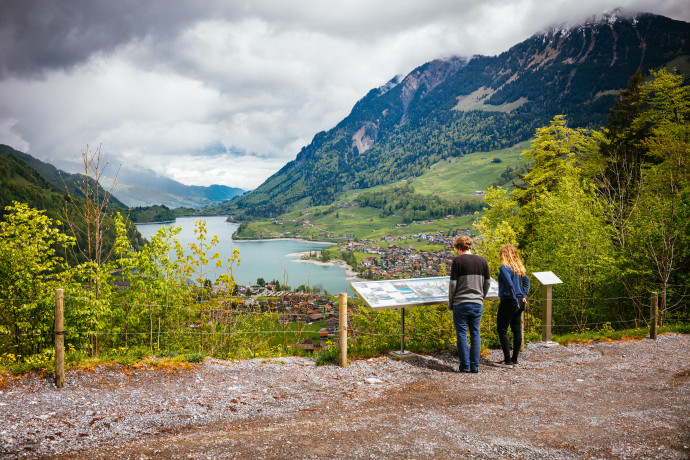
499, 244, 526, 277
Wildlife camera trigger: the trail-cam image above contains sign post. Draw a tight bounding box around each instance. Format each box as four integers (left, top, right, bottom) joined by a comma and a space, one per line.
351, 276, 499, 359
398, 307, 407, 356
532, 271, 562, 344
339, 293, 348, 367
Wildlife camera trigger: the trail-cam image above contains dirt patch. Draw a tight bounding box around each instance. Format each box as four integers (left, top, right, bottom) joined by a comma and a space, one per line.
1, 334, 688, 459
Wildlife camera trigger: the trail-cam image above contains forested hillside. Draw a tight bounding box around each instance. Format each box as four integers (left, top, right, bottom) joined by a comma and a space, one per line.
224, 13, 689, 218
0, 144, 143, 262
1, 144, 128, 210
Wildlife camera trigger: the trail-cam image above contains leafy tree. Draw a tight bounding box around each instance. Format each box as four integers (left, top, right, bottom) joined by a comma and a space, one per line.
476, 115, 616, 331
626, 69, 690, 322
472, 186, 521, 275
319, 249, 331, 262
529, 170, 616, 329
513, 115, 602, 208
0, 202, 75, 357
112, 216, 189, 350
59, 144, 126, 355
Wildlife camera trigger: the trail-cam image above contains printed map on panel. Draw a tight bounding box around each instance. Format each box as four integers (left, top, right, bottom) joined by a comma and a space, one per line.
351, 276, 498, 310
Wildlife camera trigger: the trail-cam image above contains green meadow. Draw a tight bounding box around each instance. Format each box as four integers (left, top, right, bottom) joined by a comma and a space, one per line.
236, 142, 531, 240
406, 140, 529, 201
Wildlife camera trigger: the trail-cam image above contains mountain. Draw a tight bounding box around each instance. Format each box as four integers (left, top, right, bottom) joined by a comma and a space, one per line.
1, 144, 128, 210
51, 159, 245, 208
225, 12, 690, 219
110, 173, 245, 209
0, 144, 144, 257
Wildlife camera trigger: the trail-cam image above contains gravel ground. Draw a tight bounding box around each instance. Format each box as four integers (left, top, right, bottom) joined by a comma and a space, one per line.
1, 333, 689, 459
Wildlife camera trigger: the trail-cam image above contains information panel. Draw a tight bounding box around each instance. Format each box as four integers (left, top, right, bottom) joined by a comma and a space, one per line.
351, 276, 499, 310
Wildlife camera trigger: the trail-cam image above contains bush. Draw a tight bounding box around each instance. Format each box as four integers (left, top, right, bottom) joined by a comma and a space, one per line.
315, 345, 340, 366
101, 346, 150, 366
184, 351, 206, 363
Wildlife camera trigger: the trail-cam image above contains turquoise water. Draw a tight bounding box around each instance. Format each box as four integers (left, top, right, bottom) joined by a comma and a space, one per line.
135, 216, 353, 294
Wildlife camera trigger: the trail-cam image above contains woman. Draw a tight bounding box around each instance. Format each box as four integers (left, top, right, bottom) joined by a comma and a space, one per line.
495, 244, 530, 368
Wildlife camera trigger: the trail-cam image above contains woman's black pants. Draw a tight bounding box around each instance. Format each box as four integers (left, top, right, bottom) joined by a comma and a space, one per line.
497, 297, 524, 363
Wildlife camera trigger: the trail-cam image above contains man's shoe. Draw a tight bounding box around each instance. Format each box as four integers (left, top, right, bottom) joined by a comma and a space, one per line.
453, 365, 471, 373
492, 361, 513, 369
511, 360, 519, 366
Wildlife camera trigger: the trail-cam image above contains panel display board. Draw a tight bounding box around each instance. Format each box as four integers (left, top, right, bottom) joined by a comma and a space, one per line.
351, 276, 499, 310
532, 271, 563, 285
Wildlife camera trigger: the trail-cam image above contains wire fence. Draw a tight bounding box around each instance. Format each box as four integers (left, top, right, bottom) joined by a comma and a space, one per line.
1, 287, 688, 360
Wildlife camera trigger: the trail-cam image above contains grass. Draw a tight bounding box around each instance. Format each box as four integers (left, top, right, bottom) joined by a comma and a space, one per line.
0, 344, 206, 378
240, 206, 477, 241
264, 320, 329, 346
550, 323, 690, 345
400, 141, 530, 201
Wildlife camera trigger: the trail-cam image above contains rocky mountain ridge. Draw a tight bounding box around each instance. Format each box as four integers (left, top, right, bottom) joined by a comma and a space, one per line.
225, 12, 689, 219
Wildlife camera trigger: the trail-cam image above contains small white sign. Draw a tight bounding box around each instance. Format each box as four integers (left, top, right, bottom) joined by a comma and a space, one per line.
533, 271, 563, 285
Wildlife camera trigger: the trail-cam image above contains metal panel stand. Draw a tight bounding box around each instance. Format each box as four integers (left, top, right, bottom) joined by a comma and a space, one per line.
389, 308, 415, 360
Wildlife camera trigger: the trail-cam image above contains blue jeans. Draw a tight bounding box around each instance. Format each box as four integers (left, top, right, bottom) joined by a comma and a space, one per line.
453, 303, 483, 372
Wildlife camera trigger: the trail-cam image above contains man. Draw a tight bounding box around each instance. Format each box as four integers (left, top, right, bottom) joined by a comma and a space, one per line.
448, 235, 491, 373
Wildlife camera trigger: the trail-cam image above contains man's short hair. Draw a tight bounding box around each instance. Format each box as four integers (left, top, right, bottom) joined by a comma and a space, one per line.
454, 235, 473, 252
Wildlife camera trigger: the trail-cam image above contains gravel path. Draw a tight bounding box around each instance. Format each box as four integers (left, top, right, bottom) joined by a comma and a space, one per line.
1, 333, 689, 459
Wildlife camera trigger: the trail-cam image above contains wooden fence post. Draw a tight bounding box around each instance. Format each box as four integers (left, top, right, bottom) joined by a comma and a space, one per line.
541, 284, 552, 342
650, 292, 658, 340
54, 288, 65, 388
339, 293, 348, 368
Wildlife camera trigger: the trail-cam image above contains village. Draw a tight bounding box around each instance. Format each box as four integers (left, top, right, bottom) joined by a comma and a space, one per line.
219, 228, 472, 353
338, 230, 465, 280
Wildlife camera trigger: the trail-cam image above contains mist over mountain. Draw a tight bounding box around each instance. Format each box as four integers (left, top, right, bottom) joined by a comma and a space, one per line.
223, 12, 689, 219
107, 166, 245, 208
2, 144, 128, 210
51, 159, 245, 208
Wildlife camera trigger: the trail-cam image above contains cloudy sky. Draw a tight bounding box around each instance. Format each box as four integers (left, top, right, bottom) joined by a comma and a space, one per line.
0, 0, 688, 190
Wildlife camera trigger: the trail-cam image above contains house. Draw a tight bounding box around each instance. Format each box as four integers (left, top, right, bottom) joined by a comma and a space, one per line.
326, 317, 339, 333
299, 337, 314, 352
309, 313, 325, 322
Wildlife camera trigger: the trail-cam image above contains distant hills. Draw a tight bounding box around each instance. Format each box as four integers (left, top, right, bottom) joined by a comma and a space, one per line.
0, 145, 246, 210
223, 12, 690, 219
1, 143, 245, 229
0, 143, 129, 212
102, 165, 245, 209
0, 143, 145, 255
51, 159, 245, 209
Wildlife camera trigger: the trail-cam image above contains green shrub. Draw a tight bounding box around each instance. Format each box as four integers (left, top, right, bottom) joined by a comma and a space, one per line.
315, 345, 340, 366
184, 351, 206, 363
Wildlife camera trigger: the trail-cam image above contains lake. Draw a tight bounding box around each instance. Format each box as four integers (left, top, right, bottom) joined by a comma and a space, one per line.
135, 216, 355, 294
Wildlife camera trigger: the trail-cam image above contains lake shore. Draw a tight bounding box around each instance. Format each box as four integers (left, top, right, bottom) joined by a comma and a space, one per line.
136, 217, 354, 293
134, 219, 177, 225
286, 251, 364, 281
234, 238, 334, 245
